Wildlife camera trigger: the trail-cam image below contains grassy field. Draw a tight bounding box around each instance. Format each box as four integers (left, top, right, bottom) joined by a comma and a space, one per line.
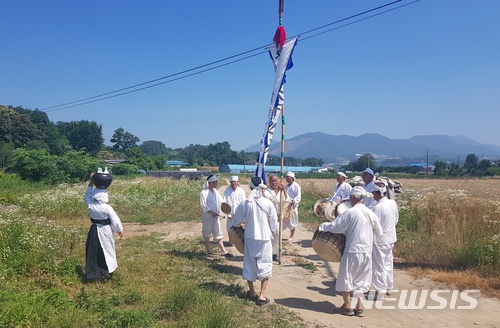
0, 174, 499, 327
298, 176, 500, 297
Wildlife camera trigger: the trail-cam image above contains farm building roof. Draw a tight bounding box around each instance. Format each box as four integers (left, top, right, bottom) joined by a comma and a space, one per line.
219, 164, 322, 174
165, 160, 189, 166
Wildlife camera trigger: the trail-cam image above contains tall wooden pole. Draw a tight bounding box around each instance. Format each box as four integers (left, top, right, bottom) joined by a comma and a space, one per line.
278, 105, 285, 264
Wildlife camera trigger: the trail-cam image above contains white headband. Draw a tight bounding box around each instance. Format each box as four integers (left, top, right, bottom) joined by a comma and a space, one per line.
203, 175, 218, 189
351, 186, 372, 199
372, 184, 387, 194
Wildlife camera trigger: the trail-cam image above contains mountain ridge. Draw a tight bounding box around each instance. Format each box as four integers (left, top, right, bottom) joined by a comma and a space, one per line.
245, 132, 500, 164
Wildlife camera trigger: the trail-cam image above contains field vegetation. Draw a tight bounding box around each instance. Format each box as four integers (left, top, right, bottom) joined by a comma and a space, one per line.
1, 173, 499, 327
302, 177, 500, 297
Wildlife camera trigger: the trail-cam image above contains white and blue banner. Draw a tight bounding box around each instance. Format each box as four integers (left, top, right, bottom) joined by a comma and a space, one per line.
255, 36, 298, 183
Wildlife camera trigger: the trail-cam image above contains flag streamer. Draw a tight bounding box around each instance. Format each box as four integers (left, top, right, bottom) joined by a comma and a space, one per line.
255, 36, 298, 184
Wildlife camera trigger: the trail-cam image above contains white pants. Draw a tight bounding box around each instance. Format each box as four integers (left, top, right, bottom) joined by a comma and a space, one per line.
202, 213, 223, 240
336, 252, 372, 293
242, 239, 273, 282
372, 243, 395, 292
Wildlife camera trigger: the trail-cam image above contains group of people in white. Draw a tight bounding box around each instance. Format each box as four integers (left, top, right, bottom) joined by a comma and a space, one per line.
82, 166, 397, 317
199, 172, 301, 305
199, 168, 398, 316
319, 168, 399, 317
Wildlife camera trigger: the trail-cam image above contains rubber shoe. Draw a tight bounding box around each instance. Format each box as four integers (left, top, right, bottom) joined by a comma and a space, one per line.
354, 309, 364, 317
340, 306, 354, 316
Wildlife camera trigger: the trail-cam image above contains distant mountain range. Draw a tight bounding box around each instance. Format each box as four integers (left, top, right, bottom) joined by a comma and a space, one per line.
245, 132, 500, 165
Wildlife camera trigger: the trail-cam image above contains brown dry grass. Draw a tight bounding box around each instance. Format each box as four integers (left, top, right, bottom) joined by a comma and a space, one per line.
299, 176, 500, 198
407, 268, 500, 299
299, 176, 500, 299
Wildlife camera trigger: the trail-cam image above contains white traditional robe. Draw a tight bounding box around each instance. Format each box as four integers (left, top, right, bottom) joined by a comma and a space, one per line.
232, 189, 279, 281
372, 197, 399, 291
328, 182, 353, 202
263, 187, 286, 254
84, 187, 123, 278
319, 203, 381, 293
200, 187, 224, 239
284, 181, 301, 230
223, 186, 246, 230
363, 181, 377, 209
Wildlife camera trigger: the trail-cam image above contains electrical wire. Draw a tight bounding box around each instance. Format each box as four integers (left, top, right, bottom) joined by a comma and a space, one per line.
42, 0, 420, 112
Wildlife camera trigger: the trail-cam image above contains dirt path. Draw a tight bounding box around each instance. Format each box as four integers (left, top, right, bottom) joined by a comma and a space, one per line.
123, 220, 499, 328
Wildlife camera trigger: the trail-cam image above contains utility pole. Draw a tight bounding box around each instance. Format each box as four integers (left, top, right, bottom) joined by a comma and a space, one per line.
427, 150, 429, 174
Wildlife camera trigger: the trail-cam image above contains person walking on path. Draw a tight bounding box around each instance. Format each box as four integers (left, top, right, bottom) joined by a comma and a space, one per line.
362, 168, 377, 210
223, 175, 247, 246
371, 181, 399, 297
319, 186, 382, 317
200, 174, 233, 257
84, 170, 124, 282
284, 171, 301, 242
327, 171, 352, 203
232, 176, 279, 305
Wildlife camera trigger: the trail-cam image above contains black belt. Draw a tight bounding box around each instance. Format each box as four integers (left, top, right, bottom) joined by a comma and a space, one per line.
90, 218, 111, 225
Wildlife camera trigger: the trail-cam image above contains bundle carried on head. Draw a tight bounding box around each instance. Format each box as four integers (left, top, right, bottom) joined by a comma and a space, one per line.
92, 167, 113, 189
346, 174, 403, 199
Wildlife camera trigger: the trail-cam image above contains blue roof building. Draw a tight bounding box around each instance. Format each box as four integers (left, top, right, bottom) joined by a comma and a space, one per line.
165, 160, 190, 166
219, 164, 322, 174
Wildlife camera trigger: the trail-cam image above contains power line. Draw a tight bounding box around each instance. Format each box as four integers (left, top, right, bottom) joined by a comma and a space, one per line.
44, 51, 266, 112
42, 46, 268, 112
300, 0, 420, 41
42, 0, 419, 112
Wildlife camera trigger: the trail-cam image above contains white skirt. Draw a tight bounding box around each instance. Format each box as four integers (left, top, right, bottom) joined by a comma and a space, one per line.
336, 252, 372, 293
242, 239, 273, 282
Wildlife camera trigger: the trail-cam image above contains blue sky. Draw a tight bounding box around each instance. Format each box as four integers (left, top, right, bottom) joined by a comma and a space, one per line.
2, 1, 499, 151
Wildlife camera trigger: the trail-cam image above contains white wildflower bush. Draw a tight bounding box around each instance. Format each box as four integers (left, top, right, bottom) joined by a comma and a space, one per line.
0, 211, 80, 280
397, 187, 500, 276
18, 183, 86, 218
109, 177, 202, 223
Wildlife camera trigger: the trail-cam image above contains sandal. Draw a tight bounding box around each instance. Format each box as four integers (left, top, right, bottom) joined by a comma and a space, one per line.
354, 308, 364, 317
256, 297, 270, 306
246, 291, 257, 300
339, 305, 354, 316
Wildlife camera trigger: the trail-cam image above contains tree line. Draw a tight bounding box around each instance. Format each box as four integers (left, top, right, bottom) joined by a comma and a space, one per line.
343, 154, 500, 177
0, 105, 324, 183
2, 105, 498, 184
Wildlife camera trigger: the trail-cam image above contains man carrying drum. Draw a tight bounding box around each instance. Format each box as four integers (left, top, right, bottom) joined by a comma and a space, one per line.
327, 171, 352, 203
232, 176, 279, 305
318, 186, 382, 317
362, 168, 377, 210
223, 175, 247, 247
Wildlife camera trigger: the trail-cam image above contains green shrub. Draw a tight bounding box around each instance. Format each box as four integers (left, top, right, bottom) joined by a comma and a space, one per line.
0, 288, 74, 327
159, 284, 202, 320
453, 237, 500, 276
0, 213, 79, 280
10, 148, 101, 184
111, 163, 139, 175
159, 283, 237, 327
